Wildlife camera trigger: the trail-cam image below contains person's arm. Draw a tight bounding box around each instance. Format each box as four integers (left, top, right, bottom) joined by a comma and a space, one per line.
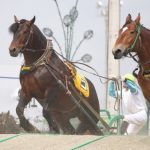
108, 81, 116, 98
126, 80, 138, 94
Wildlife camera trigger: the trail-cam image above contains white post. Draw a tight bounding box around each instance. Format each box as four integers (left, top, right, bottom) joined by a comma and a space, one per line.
107, 0, 120, 114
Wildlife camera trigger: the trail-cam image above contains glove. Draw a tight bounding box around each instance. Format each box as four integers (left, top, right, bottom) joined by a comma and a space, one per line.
108, 81, 116, 98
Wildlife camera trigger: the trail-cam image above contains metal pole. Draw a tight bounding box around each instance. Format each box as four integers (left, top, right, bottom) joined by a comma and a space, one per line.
107, 0, 120, 114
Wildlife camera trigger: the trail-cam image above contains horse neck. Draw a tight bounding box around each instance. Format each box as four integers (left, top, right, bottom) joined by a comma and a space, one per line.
137, 27, 150, 68
51, 52, 65, 68
23, 26, 47, 65
50, 52, 69, 75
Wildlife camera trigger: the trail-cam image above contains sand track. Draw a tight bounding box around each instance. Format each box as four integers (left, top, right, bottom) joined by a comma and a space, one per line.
0, 134, 150, 150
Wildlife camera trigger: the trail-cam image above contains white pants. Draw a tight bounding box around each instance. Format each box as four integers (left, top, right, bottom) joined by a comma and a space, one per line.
123, 110, 147, 135
126, 123, 144, 135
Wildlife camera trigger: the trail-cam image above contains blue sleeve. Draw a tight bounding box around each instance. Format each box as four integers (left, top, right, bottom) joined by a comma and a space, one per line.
126, 80, 138, 94
108, 81, 116, 98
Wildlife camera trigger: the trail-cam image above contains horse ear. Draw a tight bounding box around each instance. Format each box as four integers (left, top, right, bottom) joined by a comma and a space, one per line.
29, 16, 36, 25
14, 15, 19, 23
125, 14, 132, 24
135, 13, 140, 25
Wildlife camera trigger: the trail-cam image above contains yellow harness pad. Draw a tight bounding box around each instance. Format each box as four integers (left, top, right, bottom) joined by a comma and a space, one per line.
64, 61, 90, 97
73, 73, 90, 97
21, 66, 30, 71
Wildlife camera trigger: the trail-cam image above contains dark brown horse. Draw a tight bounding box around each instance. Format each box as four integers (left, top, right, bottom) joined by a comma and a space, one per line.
112, 13, 150, 103
8, 16, 102, 135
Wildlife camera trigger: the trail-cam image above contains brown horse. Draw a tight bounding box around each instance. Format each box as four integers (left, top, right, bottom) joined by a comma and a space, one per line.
112, 13, 150, 103
8, 16, 102, 135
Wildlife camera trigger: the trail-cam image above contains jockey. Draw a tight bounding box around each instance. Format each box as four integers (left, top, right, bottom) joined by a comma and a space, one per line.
109, 73, 147, 135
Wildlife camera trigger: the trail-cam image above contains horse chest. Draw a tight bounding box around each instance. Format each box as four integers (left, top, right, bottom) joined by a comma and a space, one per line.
20, 75, 42, 97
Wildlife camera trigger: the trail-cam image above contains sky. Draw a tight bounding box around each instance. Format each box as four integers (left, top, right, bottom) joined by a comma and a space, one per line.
0, 0, 149, 116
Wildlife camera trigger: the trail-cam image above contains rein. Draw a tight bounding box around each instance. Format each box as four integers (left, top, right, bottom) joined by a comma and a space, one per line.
20, 29, 112, 83
52, 49, 112, 83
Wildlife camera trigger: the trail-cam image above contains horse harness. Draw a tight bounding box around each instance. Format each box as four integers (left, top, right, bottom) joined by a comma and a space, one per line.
126, 24, 150, 80
21, 39, 89, 97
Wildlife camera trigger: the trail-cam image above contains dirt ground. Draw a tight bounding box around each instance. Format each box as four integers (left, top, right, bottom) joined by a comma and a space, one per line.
0, 134, 150, 150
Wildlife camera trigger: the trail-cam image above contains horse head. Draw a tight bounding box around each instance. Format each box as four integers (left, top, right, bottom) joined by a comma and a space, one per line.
9, 16, 35, 57
112, 13, 141, 59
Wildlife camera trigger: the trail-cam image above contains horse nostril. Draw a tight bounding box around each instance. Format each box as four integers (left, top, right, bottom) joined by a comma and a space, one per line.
10, 48, 16, 52
113, 48, 123, 59
115, 49, 121, 54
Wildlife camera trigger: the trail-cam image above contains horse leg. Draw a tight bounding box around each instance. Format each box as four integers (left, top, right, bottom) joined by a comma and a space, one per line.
85, 122, 103, 135
51, 112, 75, 134
41, 89, 60, 133
16, 91, 40, 133
42, 109, 60, 134
60, 119, 76, 135
75, 79, 103, 135
76, 117, 103, 135
75, 120, 88, 134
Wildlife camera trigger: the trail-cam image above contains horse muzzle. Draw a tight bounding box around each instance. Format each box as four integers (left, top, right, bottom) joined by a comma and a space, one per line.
9, 48, 21, 57
112, 48, 124, 59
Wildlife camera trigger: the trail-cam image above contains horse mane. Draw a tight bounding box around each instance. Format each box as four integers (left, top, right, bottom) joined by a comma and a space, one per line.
142, 26, 150, 32
9, 19, 44, 37
9, 19, 26, 34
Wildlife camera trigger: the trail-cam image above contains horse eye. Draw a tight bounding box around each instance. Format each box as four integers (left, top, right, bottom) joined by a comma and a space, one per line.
130, 31, 135, 34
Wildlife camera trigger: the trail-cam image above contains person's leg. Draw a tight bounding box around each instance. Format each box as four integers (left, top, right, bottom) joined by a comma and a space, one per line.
124, 110, 147, 125
126, 123, 144, 135
123, 110, 147, 135
120, 121, 129, 135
